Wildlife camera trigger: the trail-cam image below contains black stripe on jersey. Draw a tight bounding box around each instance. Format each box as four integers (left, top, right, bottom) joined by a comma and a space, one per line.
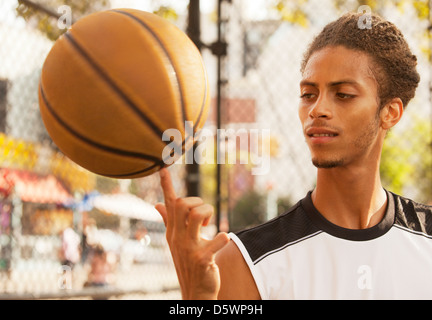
392, 191, 432, 237
235, 199, 321, 264
234, 189, 432, 266
301, 190, 395, 242
253, 230, 323, 264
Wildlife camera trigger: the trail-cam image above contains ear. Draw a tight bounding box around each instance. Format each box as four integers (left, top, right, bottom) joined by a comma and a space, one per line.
379, 98, 404, 130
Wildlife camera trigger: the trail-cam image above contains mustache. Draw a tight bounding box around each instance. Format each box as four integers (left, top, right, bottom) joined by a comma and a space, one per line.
303, 120, 342, 134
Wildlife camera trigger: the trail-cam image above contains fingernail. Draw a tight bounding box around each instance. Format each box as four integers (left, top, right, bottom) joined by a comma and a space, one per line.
159, 168, 165, 178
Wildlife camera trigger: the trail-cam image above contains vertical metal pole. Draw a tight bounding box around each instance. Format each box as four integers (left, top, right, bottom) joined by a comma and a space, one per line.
215, 0, 223, 232
186, 0, 201, 197
186, 0, 226, 231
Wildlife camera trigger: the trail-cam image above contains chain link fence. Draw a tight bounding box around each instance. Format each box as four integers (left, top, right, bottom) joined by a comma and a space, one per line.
220, 0, 432, 232
0, 0, 188, 300
0, 0, 431, 299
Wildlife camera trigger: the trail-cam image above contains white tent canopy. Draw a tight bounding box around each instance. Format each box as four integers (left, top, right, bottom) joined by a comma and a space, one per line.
92, 193, 162, 222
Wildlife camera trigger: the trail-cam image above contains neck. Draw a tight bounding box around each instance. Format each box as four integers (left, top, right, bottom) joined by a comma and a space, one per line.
312, 161, 387, 229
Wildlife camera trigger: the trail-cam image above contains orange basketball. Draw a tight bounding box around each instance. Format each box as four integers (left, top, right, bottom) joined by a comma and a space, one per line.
39, 9, 210, 178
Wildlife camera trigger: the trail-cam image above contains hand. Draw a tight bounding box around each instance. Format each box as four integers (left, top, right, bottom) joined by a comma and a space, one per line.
155, 168, 230, 300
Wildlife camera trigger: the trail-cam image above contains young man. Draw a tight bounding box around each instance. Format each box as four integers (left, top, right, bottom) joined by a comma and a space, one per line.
155, 12, 432, 299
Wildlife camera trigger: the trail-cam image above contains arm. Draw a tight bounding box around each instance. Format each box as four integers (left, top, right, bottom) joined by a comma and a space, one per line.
216, 240, 261, 300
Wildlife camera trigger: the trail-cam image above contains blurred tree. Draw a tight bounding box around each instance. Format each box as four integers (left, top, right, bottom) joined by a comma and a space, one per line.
230, 190, 266, 232
333, 0, 432, 60
273, 0, 309, 27
380, 116, 432, 203
277, 195, 294, 215
407, 117, 432, 203
16, 0, 111, 41
229, 189, 296, 232
380, 129, 415, 196
153, 5, 178, 21
16, 0, 179, 42
333, 0, 430, 18
273, 0, 432, 60
273, 0, 431, 25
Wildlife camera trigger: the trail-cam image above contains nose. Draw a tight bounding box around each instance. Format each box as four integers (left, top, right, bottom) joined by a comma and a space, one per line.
308, 94, 332, 119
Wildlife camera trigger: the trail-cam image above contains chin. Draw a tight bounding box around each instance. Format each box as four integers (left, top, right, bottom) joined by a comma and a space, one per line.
312, 157, 345, 169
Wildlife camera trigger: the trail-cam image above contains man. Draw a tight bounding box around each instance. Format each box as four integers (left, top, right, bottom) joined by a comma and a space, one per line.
155, 12, 432, 299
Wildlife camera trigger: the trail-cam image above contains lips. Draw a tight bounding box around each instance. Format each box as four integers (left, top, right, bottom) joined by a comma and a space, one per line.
309, 133, 337, 137
305, 127, 339, 143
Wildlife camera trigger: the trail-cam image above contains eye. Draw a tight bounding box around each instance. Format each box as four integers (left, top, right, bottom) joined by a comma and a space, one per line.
336, 93, 355, 99
300, 93, 316, 100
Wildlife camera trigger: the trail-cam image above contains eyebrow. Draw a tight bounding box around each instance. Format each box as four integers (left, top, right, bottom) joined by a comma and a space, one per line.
299, 80, 361, 88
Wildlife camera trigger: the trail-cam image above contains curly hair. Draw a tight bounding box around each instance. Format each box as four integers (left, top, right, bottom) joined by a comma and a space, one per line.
301, 12, 420, 109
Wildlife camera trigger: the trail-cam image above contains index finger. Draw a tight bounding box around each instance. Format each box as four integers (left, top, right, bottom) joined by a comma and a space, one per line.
159, 168, 177, 209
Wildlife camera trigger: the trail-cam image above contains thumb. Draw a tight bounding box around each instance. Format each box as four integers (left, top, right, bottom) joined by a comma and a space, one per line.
206, 232, 230, 254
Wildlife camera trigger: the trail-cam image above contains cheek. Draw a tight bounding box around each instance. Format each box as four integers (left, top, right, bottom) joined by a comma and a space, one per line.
298, 105, 308, 127
344, 98, 379, 124
347, 110, 380, 141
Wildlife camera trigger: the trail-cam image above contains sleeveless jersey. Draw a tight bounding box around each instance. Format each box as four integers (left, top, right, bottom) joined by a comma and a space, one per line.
230, 190, 432, 299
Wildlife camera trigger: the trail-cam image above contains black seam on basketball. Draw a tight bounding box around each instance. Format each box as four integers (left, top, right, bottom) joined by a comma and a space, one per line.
109, 10, 207, 164
39, 83, 162, 163
178, 72, 207, 157
63, 32, 181, 152
99, 160, 164, 178
180, 65, 207, 155
112, 9, 188, 130
112, 10, 204, 163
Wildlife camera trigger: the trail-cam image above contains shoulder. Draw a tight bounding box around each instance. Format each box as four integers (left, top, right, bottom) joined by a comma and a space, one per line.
391, 191, 432, 236
233, 197, 320, 264
216, 194, 319, 299
216, 240, 261, 300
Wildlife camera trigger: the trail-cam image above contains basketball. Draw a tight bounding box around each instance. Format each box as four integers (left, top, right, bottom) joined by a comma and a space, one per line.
38, 9, 210, 179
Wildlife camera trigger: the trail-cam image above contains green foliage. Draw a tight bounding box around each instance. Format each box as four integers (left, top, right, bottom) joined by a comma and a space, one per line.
272, 0, 309, 27
230, 190, 295, 232
230, 190, 266, 232
335, 0, 432, 60
16, 0, 178, 42
380, 115, 432, 203
380, 130, 414, 195
277, 195, 294, 215
333, 0, 430, 18
412, 0, 430, 20
153, 6, 178, 21
408, 116, 432, 203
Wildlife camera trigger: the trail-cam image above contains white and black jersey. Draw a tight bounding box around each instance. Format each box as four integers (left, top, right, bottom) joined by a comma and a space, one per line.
230, 190, 432, 299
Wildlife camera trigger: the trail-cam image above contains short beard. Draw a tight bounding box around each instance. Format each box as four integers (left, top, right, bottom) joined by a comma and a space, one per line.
310, 109, 381, 169
312, 158, 345, 168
